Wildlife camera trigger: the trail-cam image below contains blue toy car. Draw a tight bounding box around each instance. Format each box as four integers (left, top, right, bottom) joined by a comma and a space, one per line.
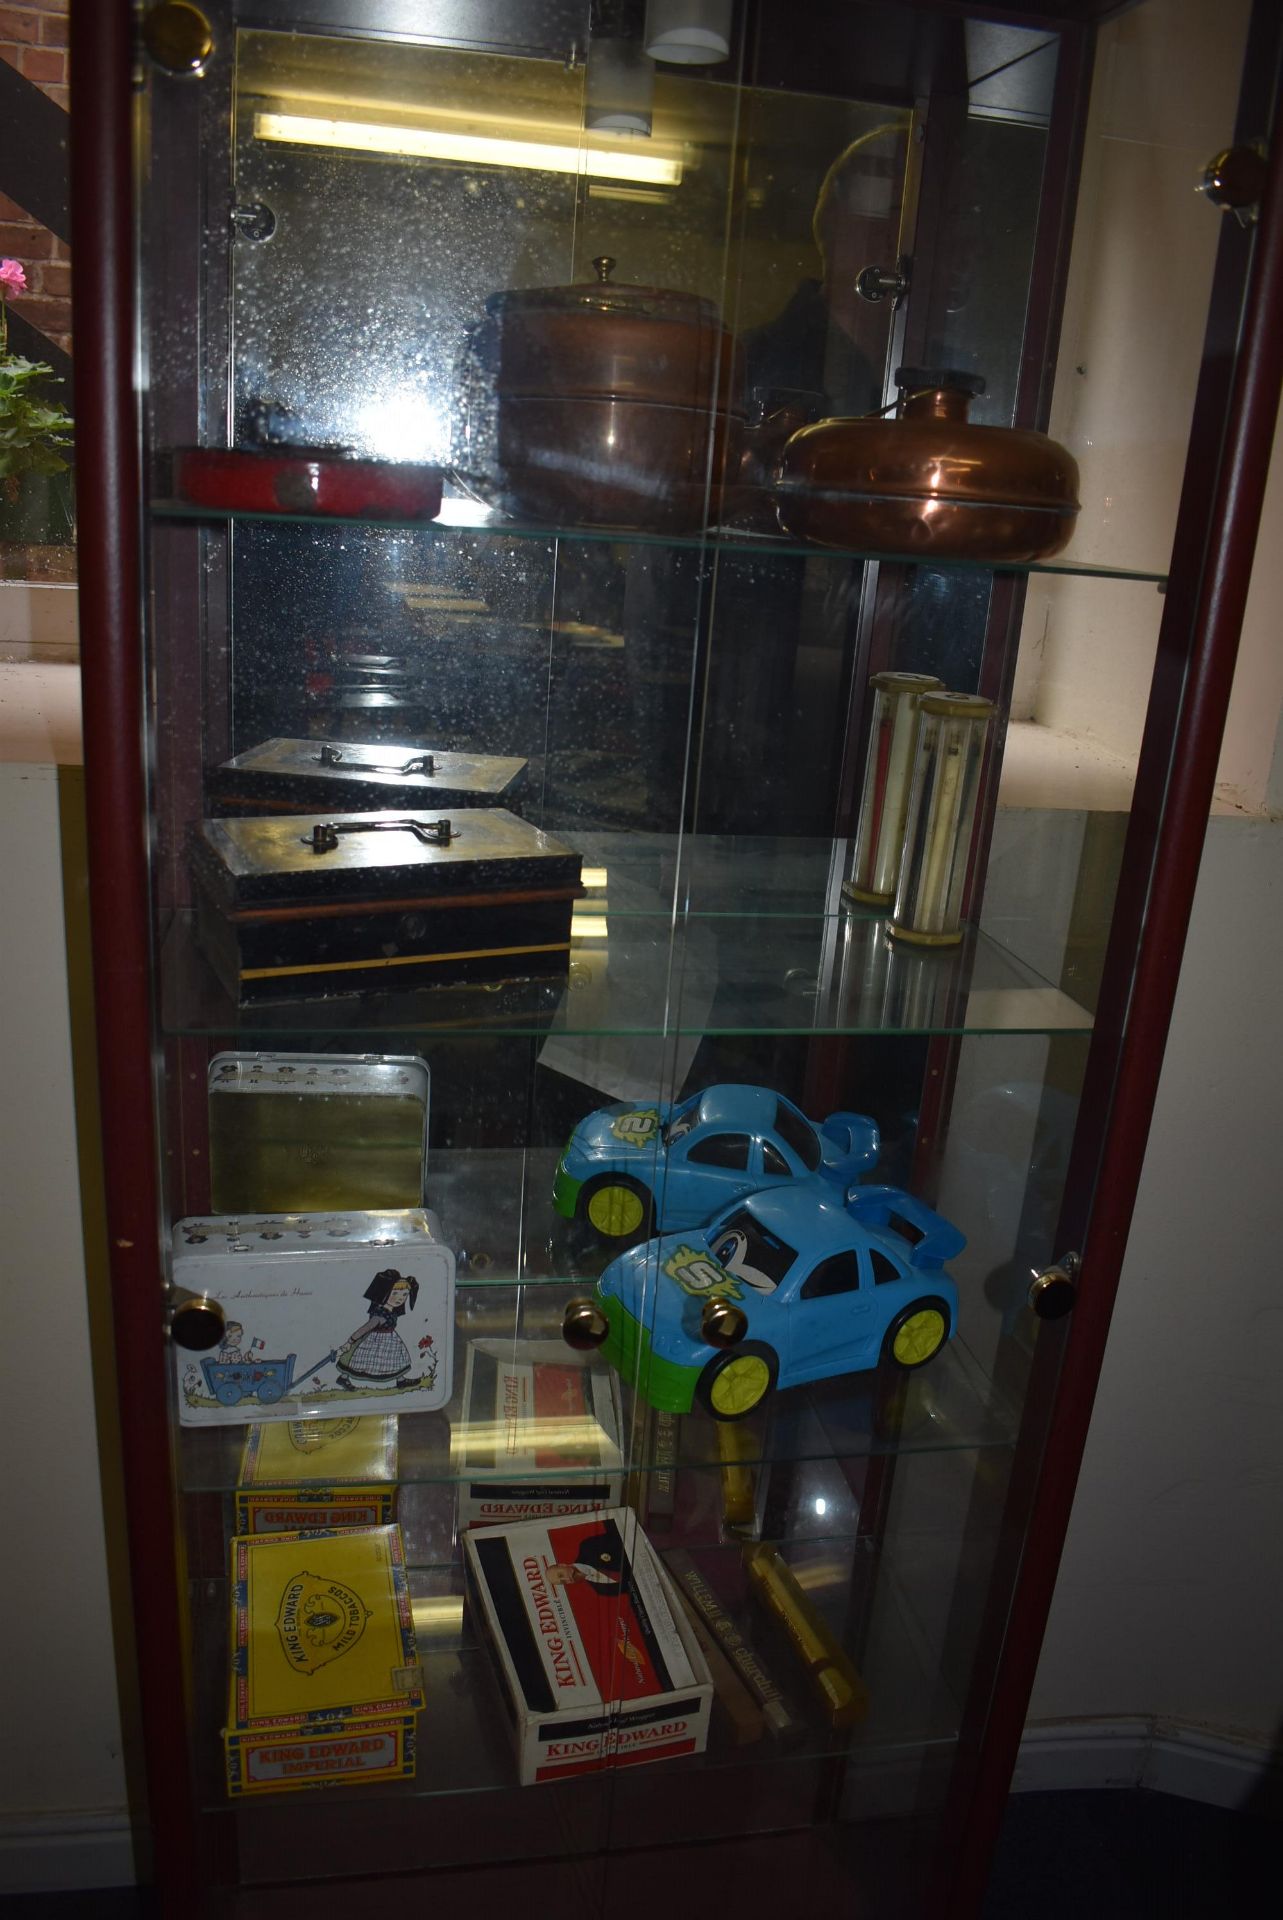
593, 1183, 964, 1419
552, 1084, 880, 1244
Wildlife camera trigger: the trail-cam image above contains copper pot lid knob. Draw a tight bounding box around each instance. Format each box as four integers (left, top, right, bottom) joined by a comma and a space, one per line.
895, 366, 986, 397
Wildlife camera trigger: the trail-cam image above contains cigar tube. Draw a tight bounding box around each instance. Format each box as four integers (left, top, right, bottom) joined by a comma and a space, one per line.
847, 672, 943, 904
743, 1545, 870, 1729
716, 1421, 756, 1529
664, 1549, 802, 1742
889, 692, 993, 946
670, 1585, 765, 1745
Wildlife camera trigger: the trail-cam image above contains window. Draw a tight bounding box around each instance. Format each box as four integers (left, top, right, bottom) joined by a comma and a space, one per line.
800, 1250, 861, 1300
870, 1250, 902, 1286
688, 1132, 750, 1170
709, 1209, 797, 1290
773, 1100, 821, 1171
762, 1140, 790, 1177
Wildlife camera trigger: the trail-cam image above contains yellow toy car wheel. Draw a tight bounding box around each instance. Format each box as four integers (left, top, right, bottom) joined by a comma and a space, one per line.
885, 1300, 950, 1370
696, 1342, 778, 1421
582, 1176, 652, 1243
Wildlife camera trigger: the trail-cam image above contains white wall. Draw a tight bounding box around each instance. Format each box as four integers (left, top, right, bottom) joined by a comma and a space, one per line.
0, 753, 134, 1890
1007, 0, 1283, 1765
1010, 0, 1270, 803
1029, 814, 1283, 1746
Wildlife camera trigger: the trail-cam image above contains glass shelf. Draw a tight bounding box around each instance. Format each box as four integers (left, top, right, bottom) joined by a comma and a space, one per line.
160, 837, 1093, 1040
150, 494, 1170, 587
177, 1305, 1017, 1502
194, 1528, 962, 1850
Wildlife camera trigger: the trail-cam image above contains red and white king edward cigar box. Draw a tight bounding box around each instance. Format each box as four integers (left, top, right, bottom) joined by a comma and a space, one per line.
453, 1339, 623, 1531
464, 1507, 712, 1785
235, 1415, 398, 1534
224, 1523, 424, 1796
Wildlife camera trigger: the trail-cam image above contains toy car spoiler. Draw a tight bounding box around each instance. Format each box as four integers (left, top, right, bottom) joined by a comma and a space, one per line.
820, 1110, 881, 1170
843, 1184, 966, 1271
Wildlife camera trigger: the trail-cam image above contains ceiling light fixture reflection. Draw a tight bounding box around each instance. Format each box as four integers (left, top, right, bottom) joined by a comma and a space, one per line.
588, 184, 673, 205
254, 112, 683, 185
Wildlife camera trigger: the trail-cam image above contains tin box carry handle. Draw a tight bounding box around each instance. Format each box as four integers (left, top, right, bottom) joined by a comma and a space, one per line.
303, 818, 454, 854
317, 744, 436, 778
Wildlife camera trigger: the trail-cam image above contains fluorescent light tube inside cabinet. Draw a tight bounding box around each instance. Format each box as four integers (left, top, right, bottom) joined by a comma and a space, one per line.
254, 112, 683, 185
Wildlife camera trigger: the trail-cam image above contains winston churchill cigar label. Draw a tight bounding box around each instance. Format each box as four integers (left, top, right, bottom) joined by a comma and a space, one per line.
664, 1549, 801, 1741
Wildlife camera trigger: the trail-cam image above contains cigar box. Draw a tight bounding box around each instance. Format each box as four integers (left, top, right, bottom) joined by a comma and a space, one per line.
210, 737, 528, 817
463, 1507, 712, 1785
188, 808, 583, 1005
452, 1340, 623, 1531
173, 1209, 454, 1425
208, 1051, 429, 1214
236, 1416, 399, 1534
224, 1524, 423, 1795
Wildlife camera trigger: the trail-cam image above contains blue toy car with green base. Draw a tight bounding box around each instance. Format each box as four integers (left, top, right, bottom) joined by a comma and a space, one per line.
552, 1083, 880, 1245
592, 1182, 965, 1420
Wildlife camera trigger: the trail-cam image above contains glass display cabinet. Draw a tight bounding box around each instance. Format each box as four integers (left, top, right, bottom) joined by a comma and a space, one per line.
71, 0, 1282, 1913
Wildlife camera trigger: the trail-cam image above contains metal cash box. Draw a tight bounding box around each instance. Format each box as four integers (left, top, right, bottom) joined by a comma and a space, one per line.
188, 807, 583, 1004
210, 736, 528, 816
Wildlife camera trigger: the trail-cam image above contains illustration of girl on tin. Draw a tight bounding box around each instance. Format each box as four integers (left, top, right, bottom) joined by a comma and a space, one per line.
336, 1269, 420, 1391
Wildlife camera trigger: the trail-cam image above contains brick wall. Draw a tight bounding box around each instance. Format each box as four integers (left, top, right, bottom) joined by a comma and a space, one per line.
0, 1, 72, 355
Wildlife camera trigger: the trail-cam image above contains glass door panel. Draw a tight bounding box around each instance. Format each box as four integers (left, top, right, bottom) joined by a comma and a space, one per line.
132, 0, 1263, 1908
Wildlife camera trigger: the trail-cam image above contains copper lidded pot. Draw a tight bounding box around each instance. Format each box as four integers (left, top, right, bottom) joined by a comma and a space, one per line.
461, 255, 745, 533
775, 367, 1079, 563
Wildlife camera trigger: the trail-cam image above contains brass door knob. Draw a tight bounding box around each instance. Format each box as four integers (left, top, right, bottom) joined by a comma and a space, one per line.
143, 3, 214, 75
1028, 1253, 1080, 1321
169, 1291, 226, 1351
562, 1297, 610, 1351
701, 1297, 748, 1347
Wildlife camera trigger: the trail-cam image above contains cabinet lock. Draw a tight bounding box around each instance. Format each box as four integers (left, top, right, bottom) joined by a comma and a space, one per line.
1028, 1253, 1080, 1321
169, 1290, 226, 1352
562, 1298, 610, 1351
1198, 145, 1268, 225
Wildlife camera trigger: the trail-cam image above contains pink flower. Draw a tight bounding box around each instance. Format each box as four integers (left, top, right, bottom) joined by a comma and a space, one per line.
0, 258, 27, 297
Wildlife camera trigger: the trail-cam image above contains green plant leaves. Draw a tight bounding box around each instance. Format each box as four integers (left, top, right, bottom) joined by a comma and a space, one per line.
0, 355, 74, 479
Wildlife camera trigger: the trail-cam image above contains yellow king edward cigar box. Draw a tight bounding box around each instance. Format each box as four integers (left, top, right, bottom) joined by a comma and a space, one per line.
236, 1416, 398, 1534
225, 1523, 424, 1795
